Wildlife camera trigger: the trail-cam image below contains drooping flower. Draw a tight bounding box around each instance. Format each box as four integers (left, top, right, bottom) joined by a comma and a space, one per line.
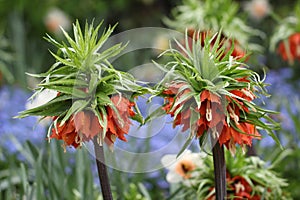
162, 77, 263, 154
50, 95, 136, 149
17, 21, 146, 150
162, 82, 192, 132
152, 31, 279, 155
278, 33, 300, 63
105, 95, 136, 147
51, 116, 80, 149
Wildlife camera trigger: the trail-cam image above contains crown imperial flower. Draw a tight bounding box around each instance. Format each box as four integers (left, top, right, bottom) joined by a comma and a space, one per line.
17, 21, 146, 150
151, 32, 280, 155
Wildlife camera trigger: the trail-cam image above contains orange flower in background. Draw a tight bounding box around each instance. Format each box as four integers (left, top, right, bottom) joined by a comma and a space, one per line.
278, 33, 300, 62
50, 95, 136, 149
207, 174, 262, 200
230, 176, 254, 199
186, 29, 247, 60
226, 39, 248, 60
187, 29, 217, 47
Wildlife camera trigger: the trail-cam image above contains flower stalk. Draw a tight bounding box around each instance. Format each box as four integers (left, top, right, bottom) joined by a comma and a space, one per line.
212, 141, 226, 200
93, 138, 113, 200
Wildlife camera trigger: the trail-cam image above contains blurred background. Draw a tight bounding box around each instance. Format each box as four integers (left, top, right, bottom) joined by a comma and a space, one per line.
0, 0, 300, 199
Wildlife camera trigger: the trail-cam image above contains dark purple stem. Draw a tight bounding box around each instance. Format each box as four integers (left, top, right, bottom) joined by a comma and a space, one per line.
93, 138, 113, 200
212, 142, 226, 200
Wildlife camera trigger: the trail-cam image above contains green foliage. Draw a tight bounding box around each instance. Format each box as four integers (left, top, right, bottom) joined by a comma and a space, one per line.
165, 0, 264, 52
255, 98, 300, 199
123, 183, 151, 200
269, 16, 298, 52
0, 32, 14, 84
0, 139, 101, 200
167, 149, 291, 200
0, 138, 151, 200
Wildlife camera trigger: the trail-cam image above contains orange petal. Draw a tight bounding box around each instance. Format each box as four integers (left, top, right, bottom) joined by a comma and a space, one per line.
219, 124, 231, 145
90, 114, 102, 138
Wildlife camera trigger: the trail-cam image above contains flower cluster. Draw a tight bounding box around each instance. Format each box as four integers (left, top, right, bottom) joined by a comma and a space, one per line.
162, 149, 291, 200
162, 80, 261, 154
50, 95, 136, 149
17, 21, 146, 150
151, 32, 279, 155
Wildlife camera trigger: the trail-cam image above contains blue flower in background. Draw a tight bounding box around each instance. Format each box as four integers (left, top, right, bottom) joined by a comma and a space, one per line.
259, 67, 300, 147
0, 86, 47, 154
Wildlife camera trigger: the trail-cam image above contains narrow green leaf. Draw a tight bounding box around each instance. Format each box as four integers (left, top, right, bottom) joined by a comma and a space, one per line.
96, 92, 111, 106
40, 85, 87, 98
144, 106, 166, 124
17, 100, 70, 118
60, 100, 90, 125
39, 79, 88, 87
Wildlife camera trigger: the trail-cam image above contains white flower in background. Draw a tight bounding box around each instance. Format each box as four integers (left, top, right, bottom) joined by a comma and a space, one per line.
26, 89, 57, 125
244, 0, 271, 21
161, 150, 206, 186
44, 8, 71, 35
